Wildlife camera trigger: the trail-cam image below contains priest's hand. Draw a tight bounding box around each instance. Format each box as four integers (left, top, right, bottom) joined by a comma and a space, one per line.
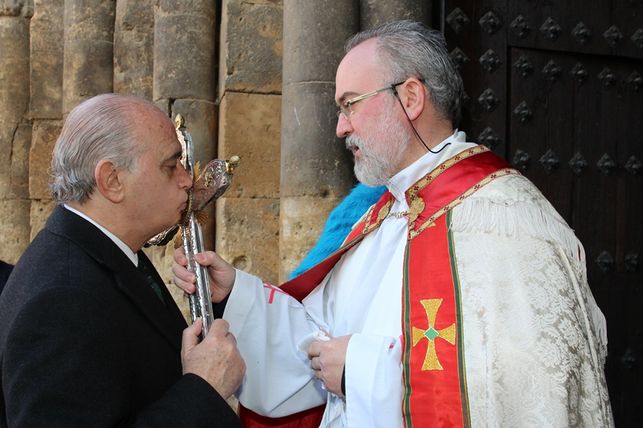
308, 335, 351, 398
172, 248, 236, 303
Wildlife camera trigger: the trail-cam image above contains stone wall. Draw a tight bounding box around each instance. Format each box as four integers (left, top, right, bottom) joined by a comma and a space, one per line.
0, 0, 433, 310
0, 0, 33, 265
217, 0, 283, 284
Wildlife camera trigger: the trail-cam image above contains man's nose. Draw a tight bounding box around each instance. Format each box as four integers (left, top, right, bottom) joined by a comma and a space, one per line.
335, 113, 353, 139
178, 163, 193, 189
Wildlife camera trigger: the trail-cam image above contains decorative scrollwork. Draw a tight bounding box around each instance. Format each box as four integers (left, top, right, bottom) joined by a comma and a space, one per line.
512, 149, 530, 171
513, 56, 534, 78
603, 25, 623, 47
477, 88, 499, 112
632, 29, 643, 50
479, 11, 503, 35
595, 251, 615, 273
597, 153, 617, 175
626, 71, 642, 92
625, 155, 642, 175
568, 152, 588, 175
570, 63, 589, 84
510, 15, 530, 39
598, 68, 617, 88
542, 60, 562, 82
539, 149, 560, 174
478, 127, 501, 150
540, 17, 562, 40
446, 8, 470, 34
513, 101, 533, 123
479, 49, 502, 73
572, 21, 591, 45
621, 348, 638, 370
450, 47, 470, 69
625, 253, 640, 273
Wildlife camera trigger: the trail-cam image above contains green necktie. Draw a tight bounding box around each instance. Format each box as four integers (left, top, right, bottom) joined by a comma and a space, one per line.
138, 259, 166, 306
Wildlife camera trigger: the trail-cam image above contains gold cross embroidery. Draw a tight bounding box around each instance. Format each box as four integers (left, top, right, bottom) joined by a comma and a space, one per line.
411, 298, 456, 371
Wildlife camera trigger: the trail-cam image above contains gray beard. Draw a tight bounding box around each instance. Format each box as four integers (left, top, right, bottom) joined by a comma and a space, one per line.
350, 136, 393, 186
346, 119, 410, 186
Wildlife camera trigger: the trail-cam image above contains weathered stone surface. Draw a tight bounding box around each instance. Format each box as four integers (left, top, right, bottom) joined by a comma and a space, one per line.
6, 122, 31, 199
219, 92, 280, 199
30, 0, 64, 119
0, 0, 31, 17
153, 98, 171, 116
153, 1, 216, 101
29, 120, 61, 199
278, 195, 342, 282
283, 0, 358, 84
0, 199, 30, 265
172, 99, 217, 164
29, 198, 56, 240
219, 0, 283, 96
62, 0, 115, 114
157, 0, 214, 16
114, 0, 153, 99
280, 82, 354, 198
360, 0, 431, 29
0, 13, 30, 199
216, 197, 280, 284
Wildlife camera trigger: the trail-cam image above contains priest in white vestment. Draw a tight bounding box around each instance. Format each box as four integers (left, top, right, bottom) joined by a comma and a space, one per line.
173, 20, 613, 428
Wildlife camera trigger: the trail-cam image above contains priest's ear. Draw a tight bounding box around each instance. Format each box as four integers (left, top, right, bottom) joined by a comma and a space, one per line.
94, 159, 125, 203
395, 77, 427, 121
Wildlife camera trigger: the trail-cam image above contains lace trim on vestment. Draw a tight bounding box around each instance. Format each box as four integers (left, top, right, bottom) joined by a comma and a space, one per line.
451, 175, 608, 358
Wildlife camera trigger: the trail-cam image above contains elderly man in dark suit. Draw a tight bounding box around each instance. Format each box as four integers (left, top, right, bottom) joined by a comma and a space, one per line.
0, 94, 245, 427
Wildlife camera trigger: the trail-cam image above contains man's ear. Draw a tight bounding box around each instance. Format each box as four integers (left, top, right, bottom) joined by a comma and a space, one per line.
95, 159, 125, 203
398, 78, 426, 121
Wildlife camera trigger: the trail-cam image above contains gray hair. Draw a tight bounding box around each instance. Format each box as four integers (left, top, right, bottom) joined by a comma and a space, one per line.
345, 20, 464, 125
50, 94, 157, 203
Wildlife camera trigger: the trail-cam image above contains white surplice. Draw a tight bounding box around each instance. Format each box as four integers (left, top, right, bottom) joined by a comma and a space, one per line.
224, 131, 613, 427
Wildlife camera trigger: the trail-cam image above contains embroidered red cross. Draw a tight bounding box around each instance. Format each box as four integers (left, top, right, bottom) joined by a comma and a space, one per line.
263, 283, 286, 304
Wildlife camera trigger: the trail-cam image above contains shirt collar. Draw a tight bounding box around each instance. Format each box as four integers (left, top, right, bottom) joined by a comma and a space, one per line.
386, 130, 470, 203
63, 204, 139, 266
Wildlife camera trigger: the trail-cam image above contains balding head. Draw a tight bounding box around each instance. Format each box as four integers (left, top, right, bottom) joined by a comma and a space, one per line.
50, 94, 170, 204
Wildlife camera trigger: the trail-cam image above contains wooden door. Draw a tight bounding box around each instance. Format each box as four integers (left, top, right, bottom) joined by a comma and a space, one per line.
441, 0, 643, 425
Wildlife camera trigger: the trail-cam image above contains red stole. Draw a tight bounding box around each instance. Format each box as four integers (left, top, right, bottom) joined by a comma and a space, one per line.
240, 146, 517, 427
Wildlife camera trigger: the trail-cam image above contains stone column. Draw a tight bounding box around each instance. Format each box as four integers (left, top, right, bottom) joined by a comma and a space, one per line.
114, 0, 154, 99
62, 0, 115, 115
29, 0, 64, 239
360, 0, 431, 29
152, 0, 217, 311
30, 0, 63, 119
279, 1, 359, 280
0, 1, 32, 264
216, 0, 283, 284
153, 0, 217, 237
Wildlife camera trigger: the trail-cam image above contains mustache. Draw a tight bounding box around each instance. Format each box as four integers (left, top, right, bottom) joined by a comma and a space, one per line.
345, 135, 361, 151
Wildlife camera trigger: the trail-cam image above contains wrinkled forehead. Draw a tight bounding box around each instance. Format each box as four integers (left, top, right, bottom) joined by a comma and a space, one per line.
335, 39, 388, 102
134, 109, 180, 151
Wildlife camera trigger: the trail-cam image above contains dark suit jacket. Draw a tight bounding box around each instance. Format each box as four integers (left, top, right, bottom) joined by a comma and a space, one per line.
0, 261, 12, 295
0, 206, 240, 427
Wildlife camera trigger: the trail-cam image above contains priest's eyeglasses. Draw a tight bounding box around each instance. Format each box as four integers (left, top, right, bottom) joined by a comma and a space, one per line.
336, 81, 405, 120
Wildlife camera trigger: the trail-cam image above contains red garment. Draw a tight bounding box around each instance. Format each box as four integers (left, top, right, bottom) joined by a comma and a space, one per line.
242, 147, 513, 427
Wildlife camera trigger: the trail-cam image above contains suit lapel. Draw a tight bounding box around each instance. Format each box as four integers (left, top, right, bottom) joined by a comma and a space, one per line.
114, 253, 186, 352
47, 206, 186, 352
